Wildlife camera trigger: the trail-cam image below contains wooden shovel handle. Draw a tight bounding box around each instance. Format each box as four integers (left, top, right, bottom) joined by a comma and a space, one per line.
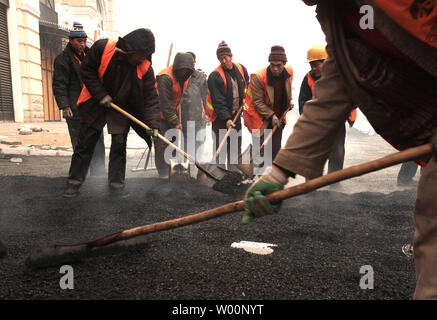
215, 104, 244, 158
110, 102, 193, 161
87, 143, 432, 248
167, 43, 173, 68
260, 104, 292, 150
110, 102, 217, 180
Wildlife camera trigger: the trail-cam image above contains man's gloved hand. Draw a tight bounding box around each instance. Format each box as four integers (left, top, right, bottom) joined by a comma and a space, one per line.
146, 128, 159, 140
99, 95, 113, 108
271, 115, 282, 128
242, 166, 289, 224
62, 107, 73, 119
226, 119, 235, 129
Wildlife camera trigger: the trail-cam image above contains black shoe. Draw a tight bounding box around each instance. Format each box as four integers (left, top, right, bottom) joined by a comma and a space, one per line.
109, 187, 129, 199
0, 239, 6, 258
63, 184, 80, 198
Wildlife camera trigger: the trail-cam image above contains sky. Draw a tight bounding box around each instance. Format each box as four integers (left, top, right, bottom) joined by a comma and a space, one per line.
117, 0, 325, 84
116, 0, 373, 135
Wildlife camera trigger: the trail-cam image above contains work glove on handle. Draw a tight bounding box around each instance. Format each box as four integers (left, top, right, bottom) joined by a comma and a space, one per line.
146, 128, 159, 141
226, 119, 235, 129
99, 95, 113, 108
271, 115, 282, 128
242, 166, 289, 224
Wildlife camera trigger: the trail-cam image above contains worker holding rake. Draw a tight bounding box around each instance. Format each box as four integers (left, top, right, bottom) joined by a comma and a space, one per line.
244, 0, 437, 299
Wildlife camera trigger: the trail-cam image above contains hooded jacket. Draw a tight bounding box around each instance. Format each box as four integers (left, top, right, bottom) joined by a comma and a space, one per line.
78, 30, 160, 146
156, 52, 195, 126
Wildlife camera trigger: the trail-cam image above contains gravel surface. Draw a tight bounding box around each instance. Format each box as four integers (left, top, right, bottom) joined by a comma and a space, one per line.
0, 157, 417, 300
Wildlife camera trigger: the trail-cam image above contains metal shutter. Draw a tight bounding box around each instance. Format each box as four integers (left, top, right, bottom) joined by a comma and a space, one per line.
0, 3, 14, 121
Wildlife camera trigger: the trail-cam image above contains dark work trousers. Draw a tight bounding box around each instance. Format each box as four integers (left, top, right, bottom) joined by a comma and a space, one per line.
212, 118, 242, 168
154, 119, 205, 176
398, 161, 424, 183
68, 122, 128, 190
327, 124, 346, 174
66, 118, 105, 176
259, 124, 284, 161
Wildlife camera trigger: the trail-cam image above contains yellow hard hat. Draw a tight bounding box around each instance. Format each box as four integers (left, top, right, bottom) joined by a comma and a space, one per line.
307, 45, 327, 62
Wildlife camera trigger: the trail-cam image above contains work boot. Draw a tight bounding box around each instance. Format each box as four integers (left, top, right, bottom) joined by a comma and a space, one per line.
0, 239, 7, 258
109, 183, 129, 199
63, 182, 81, 198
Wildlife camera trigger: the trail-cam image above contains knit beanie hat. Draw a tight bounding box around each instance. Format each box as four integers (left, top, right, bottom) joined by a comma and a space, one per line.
216, 41, 232, 59
69, 22, 87, 38
268, 45, 287, 63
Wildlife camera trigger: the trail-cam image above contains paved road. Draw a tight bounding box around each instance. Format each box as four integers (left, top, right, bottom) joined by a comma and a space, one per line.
0, 128, 419, 301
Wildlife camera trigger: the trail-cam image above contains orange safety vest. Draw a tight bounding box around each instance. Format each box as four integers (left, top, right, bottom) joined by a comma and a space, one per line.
307, 72, 357, 123
205, 62, 247, 122
156, 65, 191, 120
373, 0, 437, 49
243, 65, 293, 131
77, 39, 151, 106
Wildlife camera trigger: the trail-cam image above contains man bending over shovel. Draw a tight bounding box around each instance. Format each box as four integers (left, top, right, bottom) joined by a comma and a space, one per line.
243, 0, 437, 299
63, 28, 160, 199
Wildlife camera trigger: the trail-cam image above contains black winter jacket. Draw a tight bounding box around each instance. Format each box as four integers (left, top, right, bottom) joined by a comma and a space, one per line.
207, 63, 249, 122
52, 43, 88, 119
78, 38, 160, 146
298, 70, 319, 115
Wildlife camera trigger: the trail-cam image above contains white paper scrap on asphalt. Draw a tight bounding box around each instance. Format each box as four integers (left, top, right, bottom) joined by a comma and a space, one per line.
231, 241, 278, 255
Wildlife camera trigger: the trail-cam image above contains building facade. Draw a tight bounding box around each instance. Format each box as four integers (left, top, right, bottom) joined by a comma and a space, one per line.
0, 0, 119, 123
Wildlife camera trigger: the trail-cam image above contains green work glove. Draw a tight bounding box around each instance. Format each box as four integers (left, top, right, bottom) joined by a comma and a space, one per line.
242, 166, 289, 224
146, 128, 159, 140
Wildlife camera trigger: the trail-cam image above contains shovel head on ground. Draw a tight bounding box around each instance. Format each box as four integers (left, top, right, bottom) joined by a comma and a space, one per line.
196, 162, 246, 194
197, 164, 231, 187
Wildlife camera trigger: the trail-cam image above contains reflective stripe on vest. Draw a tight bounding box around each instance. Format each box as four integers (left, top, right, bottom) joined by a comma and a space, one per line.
243, 65, 293, 131
156, 65, 190, 120
373, 0, 437, 49
77, 39, 151, 106
205, 62, 247, 122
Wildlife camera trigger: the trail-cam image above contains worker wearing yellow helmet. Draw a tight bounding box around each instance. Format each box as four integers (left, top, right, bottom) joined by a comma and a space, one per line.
298, 45, 356, 177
